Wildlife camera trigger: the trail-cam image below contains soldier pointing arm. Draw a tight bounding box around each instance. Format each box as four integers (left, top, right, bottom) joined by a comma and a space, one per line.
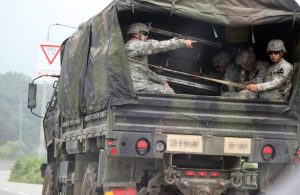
125, 23, 196, 94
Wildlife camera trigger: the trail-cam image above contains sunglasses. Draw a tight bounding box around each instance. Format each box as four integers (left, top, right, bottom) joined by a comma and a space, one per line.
268, 51, 281, 55
140, 31, 149, 36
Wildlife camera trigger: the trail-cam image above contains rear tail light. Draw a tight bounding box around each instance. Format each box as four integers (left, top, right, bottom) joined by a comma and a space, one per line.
262, 145, 275, 161
183, 170, 220, 177
110, 148, 118, 156
292, 148, 300, 164
107, 139, 114, 146
198, 171, 207, 177
136, 139, 150, 155
184, 171, 195, 177
105, 188, 136, 195
210, 171, 220, 177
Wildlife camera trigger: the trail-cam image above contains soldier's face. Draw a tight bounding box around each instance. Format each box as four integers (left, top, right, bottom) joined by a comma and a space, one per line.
141, 34, 148, 41
268, 50, 283, 63
139, 31, 149, 41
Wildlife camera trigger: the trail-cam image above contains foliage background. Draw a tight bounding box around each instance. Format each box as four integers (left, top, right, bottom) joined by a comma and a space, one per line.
0, 72, 53, 160
9, 157, 44, 184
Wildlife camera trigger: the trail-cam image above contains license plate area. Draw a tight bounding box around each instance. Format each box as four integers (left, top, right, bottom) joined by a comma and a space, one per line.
224, 137, 252, 154
166, 134, 203, 153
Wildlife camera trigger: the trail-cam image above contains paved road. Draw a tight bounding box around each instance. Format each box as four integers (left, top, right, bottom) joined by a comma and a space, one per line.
0, 170, 42, 195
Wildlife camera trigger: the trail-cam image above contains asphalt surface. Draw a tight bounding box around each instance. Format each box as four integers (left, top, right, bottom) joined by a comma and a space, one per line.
0, 170, 42, 195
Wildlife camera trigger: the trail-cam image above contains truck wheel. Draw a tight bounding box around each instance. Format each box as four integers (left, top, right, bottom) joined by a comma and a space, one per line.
81, 162, 99, 195
42, 163, 57, 195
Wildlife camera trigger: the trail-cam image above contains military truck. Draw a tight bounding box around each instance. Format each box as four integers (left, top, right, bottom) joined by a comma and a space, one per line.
28, 0, 300, 194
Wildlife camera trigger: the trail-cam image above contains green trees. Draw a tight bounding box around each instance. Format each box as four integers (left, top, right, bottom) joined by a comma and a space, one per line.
0, 72, 57, 184
9, 157, 44, 184
0, 72, 47, 159
0, 141, 26, 160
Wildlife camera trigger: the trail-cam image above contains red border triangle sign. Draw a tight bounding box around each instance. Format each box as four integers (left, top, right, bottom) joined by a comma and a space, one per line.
40, 44, 61, 65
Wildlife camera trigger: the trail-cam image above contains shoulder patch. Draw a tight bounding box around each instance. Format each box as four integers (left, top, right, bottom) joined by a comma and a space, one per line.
277, 68, 284, 76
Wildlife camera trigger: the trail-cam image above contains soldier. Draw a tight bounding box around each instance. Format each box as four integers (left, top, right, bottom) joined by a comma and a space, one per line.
211, 51, 232, 79
246, 39, 293, 100
125, 23, 196, 94
235, 50, 269, 99
241, 56, 269, 84
221, 50, 245, 96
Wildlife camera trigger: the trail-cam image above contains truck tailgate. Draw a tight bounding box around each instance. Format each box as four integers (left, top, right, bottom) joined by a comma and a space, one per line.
112, 95, 298, 140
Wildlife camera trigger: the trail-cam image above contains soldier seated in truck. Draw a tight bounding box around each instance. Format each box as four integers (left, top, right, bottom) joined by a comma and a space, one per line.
125, 22, 196, 94
221, 50, 247, 97
211, 51, 232, 80
246, 39, 294, 100
225, 50, 270, 99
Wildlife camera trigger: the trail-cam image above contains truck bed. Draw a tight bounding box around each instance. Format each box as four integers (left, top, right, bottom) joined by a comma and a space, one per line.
112, 94, 298, 140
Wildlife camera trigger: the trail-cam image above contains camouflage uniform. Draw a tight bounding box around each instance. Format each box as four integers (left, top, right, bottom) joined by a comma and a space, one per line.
257, 58, 293, 100
125, 23, 186, 94
237, 60, 269, 99
223, 63, 242, 93
245, 61, 269, 84
256, 39, 293, 100
216, 50, 247, 96
207, 51, 235, 95
223, 50, 268, 99
212, 51, 232, 68
125, 38, 185, 94
209, 51, 231, 79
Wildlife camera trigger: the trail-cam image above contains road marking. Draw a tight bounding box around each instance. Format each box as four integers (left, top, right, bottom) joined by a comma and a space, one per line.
17, 192, 29, 195
0, 188, 9, 190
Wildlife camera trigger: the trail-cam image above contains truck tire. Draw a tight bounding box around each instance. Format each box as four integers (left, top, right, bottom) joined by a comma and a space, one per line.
81, 162, 99, 195
42, 163, 57, 195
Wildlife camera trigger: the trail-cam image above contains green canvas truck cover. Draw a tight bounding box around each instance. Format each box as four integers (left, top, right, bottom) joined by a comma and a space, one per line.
58, 0, 300, 119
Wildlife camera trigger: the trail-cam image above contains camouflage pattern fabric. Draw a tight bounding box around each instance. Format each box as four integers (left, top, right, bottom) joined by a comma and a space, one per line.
127, 23, 150, 35
223, 63, 242, 93
267, 39, 286, 53
125, 38, 185, 94
246, 61, 269, 84
238, 90, 258, 99
222, 90, 257, 99
235, 50, 256, 68
257, 58, 293, 100
223, 61, 269, 99
212, 51, 231, 67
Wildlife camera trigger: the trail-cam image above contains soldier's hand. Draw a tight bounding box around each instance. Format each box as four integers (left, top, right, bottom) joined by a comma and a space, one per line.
184, 40, 197, 48
164, 83, 172, 90
246, 84, 258, 92
164, 83, 174, 93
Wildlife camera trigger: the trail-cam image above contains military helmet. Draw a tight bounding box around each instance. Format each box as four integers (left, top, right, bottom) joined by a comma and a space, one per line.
212, 51, 231, 67
127, 23, 150, 35
267, 39, 286, 53
235, 50, 256, 68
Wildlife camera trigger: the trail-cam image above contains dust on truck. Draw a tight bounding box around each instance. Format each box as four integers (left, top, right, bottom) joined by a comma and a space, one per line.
28, 0, 300, 194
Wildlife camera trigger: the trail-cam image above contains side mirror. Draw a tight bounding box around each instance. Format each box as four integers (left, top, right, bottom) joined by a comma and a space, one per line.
28, 83, 37, 109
